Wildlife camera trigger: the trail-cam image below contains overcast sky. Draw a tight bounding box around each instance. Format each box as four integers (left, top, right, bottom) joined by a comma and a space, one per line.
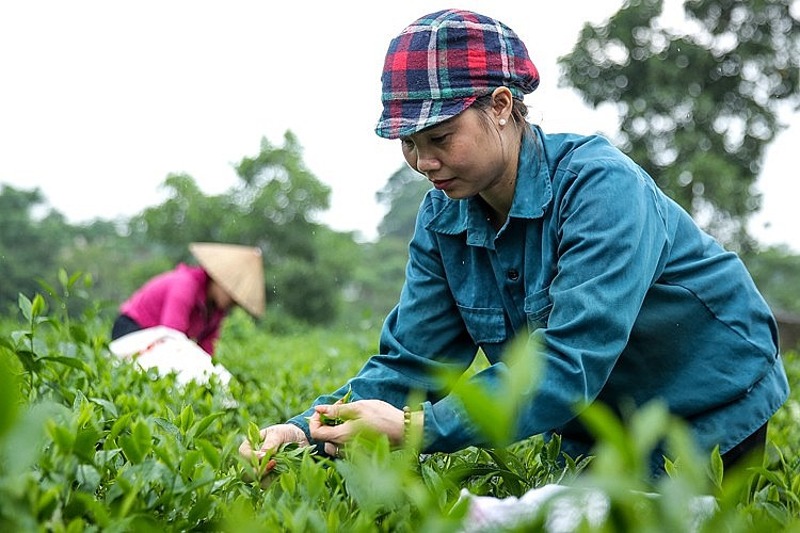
1, 1, 797, 250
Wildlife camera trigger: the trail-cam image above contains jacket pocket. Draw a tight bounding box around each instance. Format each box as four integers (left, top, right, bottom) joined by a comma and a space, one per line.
456, 304, 508, 344
524, 288, 552, 331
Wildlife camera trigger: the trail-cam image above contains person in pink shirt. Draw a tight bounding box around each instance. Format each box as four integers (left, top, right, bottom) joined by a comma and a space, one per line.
111, 242, 265, 356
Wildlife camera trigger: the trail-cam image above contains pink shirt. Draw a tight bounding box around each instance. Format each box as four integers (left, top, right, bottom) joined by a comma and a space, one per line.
119, 264, 225, 355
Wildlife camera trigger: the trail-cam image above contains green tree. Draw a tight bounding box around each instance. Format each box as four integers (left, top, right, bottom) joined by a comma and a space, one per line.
0, 185, 69, 313
376, 165, 431, 241
345, 165, 431, 327
233, 132, 357, 326
233, 132, 332, 259
743, 245, 800, 315
559, 0, 800, 250
128, 131, 358, 327
347, 238, 410, 328
58, 220, 172, 317
131, 173, 235, 249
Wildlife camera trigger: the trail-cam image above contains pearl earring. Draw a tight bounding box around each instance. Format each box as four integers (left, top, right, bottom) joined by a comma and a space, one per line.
499, 118, 507, 126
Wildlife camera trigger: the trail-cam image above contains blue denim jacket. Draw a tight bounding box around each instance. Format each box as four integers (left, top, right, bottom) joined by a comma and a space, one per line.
289, 126, 789, 469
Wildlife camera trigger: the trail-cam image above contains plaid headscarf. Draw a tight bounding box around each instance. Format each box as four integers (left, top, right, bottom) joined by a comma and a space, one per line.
375, 9, 540, 140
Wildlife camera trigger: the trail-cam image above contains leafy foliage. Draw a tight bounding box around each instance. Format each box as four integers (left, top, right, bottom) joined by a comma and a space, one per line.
0, 185, 68, 313
345, 165, 431, 329
124, 132, 361, 327
0, 274, 799, 531
744, 245, 800, 315
375, 165, 431, 242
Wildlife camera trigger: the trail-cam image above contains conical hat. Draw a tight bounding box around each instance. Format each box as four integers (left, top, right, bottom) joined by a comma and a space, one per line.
189, 242, 265, 318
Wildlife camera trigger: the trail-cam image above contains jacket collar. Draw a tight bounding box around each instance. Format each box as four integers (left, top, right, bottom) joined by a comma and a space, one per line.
426, 125, 553, 244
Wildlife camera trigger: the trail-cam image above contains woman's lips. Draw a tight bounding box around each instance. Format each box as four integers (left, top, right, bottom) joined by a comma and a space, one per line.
431, 178, 455, 191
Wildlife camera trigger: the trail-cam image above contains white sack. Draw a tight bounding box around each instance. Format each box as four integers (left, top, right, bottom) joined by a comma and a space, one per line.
108, 326, 232, 387
457, 484, 716, 533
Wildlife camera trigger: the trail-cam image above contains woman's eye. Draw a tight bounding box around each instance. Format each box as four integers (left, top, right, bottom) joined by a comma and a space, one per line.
431, 134, 448, 144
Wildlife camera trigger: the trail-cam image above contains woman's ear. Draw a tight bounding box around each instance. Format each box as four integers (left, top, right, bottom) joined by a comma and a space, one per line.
491, 86, 514, 122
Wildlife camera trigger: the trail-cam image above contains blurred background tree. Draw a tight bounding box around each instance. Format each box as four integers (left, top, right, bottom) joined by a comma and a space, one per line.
560, 0, 800, 252
375, 166, 431, 241
125, 131, 360, 328
344, 166, 431, 329
0, 132, 362, 330
0, 185, 67, 313
1, 0, 799, 342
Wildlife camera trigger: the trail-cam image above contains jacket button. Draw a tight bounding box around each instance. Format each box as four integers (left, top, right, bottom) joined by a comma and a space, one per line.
507, 269, 519, 281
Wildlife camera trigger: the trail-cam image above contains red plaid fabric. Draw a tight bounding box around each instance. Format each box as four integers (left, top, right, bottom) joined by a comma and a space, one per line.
376, 9, 539, 139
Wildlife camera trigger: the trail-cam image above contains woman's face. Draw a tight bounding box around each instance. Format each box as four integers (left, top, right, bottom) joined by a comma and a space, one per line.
208, 279, 235, 312
399, 106, 515, 201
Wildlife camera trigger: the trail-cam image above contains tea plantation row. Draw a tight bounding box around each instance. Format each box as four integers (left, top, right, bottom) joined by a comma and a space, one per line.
0, 283, 799, 531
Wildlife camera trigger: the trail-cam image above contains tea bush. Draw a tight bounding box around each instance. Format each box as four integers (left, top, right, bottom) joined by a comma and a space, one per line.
0, 273, 798, 532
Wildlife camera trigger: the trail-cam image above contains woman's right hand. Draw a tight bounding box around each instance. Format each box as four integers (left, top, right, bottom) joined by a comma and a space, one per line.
239, 423, 309, 478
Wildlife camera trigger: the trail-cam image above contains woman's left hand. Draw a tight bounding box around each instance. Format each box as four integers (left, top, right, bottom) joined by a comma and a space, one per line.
309, 399, 405, 449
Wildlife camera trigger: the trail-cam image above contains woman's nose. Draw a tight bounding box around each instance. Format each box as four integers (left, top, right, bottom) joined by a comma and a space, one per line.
415, 151, 440, 173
